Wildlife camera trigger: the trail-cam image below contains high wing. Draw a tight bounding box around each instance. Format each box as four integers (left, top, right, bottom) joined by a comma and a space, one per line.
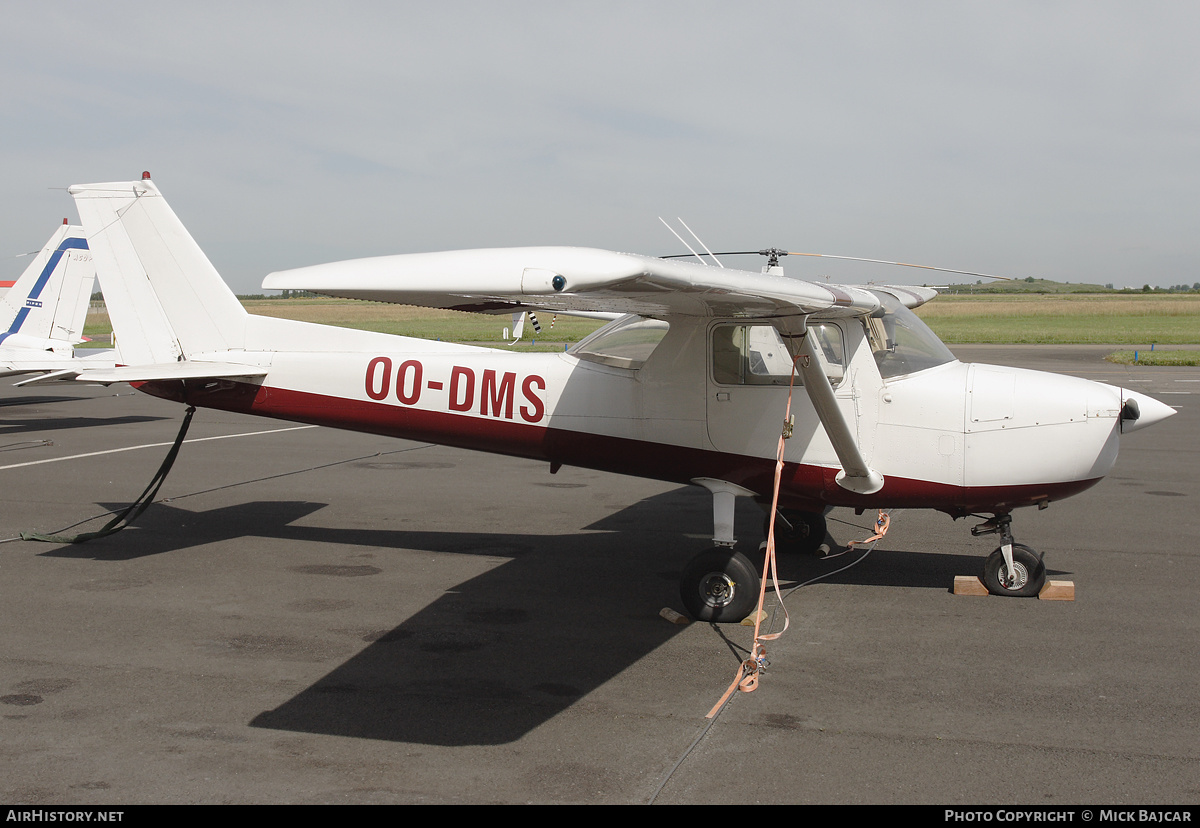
264, 246, 922, 495
263, 247, 886, 319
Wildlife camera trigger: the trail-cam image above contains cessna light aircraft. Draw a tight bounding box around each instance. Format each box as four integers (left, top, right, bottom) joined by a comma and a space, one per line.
0, 221, 116, 380
64, 175, 1173, 622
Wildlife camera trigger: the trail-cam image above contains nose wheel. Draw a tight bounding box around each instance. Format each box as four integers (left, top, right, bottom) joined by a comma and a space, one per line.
982, 543, 1045, 596
973, 515, 1047, 597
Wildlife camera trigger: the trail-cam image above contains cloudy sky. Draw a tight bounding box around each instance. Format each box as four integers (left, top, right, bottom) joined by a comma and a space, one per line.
2, 2, 1196, 293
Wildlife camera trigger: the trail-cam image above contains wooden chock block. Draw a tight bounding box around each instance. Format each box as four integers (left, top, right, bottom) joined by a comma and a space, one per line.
740, 608, 768, 626
1038, 580, 1075, 601
953, 575, 989, 596
659, 607, 690, 625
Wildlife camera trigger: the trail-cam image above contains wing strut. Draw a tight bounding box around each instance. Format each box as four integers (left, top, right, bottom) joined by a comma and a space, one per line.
787, 320, 884, 495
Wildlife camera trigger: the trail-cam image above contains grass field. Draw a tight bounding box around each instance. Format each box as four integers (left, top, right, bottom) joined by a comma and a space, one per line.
82, 293, 1200, 350
241, 299, 605, 343
912, 294, 1200, 345
82, 299, 606, 350
1104, 349, 1200, 366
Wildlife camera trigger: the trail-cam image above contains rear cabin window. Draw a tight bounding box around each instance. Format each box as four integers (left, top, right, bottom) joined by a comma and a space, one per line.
570, 314, 670, 370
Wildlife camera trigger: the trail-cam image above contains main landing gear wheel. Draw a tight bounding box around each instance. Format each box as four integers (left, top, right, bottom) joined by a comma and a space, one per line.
981, 543, 1046, 597
764, 509, 827, 555
680, 547, 759, 623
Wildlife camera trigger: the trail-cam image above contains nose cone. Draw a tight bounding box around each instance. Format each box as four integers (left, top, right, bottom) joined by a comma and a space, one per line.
1119, 389, 1176, 433
962, 369, 1174, 500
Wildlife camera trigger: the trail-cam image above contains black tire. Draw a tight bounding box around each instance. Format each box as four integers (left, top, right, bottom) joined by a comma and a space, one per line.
680, 547, 760, 623
763, 509, 827, 555
981, 543, 1046, 597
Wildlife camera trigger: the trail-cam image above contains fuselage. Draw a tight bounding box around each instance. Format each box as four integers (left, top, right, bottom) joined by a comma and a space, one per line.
134, 306, 1168, 519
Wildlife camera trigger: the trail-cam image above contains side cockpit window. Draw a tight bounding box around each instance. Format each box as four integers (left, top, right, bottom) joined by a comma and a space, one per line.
711, 322, 844, 387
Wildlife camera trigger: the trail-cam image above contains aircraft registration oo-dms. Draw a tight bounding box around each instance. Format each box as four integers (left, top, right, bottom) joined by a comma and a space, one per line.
60, 174, 1173, 622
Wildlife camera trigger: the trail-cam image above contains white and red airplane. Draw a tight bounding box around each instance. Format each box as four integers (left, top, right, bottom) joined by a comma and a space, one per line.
63, 174, 1174, 621
0, 220, 116, 380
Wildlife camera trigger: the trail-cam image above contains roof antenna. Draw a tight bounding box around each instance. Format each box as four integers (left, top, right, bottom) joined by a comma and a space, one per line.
676, 218, 724, 268
658, 217, 705, 265
657, 217, 720, 266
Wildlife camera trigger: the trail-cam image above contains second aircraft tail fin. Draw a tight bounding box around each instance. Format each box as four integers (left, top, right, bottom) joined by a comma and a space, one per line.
0, 221, 94, 349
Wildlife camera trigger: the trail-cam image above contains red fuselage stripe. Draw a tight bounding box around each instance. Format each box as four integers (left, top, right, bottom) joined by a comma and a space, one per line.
139, 379, 1101, 516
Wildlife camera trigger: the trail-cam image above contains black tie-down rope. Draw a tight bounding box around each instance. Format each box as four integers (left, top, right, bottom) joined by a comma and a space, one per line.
21, 406, 197, 545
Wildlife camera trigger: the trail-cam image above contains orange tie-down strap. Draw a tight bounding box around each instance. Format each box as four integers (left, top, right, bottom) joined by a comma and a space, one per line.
707, 359, 800, 719
849, 510, 891, 549
706, 506, 893, 719
705, 348, 893, 719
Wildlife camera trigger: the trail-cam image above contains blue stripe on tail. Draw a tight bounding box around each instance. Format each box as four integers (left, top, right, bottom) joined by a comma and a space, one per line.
0, 237, 89, 344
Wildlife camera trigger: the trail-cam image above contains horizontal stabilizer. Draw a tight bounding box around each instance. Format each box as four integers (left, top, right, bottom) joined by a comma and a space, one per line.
12, 368, 83, 386
8, 349, 120, 386
71, 361, 268, 386
0, 346, 117, 379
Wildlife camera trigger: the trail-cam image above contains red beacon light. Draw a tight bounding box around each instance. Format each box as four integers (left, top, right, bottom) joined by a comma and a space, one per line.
142, 171, 152, 180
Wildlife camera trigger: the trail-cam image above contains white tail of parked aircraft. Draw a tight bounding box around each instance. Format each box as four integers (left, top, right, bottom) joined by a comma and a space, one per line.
68, 177, 460, 387
0, 221, 117, 379
64, 174, 1174, 623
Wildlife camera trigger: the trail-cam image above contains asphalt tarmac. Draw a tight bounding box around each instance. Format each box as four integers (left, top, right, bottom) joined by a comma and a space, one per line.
1, 345, 1196, 805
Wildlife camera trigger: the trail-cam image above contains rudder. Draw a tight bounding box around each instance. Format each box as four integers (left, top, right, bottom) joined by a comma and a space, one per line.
70, 176, 247, 365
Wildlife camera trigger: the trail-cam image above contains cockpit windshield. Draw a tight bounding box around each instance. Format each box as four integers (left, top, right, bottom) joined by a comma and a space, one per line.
863, 290, 956, 379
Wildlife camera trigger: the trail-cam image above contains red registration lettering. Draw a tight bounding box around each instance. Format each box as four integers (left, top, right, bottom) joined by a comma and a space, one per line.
396, 359, 423, 405
520, 374, 546, 423
365, 357, 392, 401
480, 370, 516, 419
449, 366, 475, 412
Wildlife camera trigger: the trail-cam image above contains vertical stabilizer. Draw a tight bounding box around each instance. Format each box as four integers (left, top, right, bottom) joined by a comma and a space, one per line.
69, 177, 247, 365
0, 223, 94, 347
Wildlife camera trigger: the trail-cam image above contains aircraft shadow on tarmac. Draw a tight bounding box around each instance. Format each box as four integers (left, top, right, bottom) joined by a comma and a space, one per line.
0, 414, 167, 435
36, 488, 1066, 746
0, 394, 93, 408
